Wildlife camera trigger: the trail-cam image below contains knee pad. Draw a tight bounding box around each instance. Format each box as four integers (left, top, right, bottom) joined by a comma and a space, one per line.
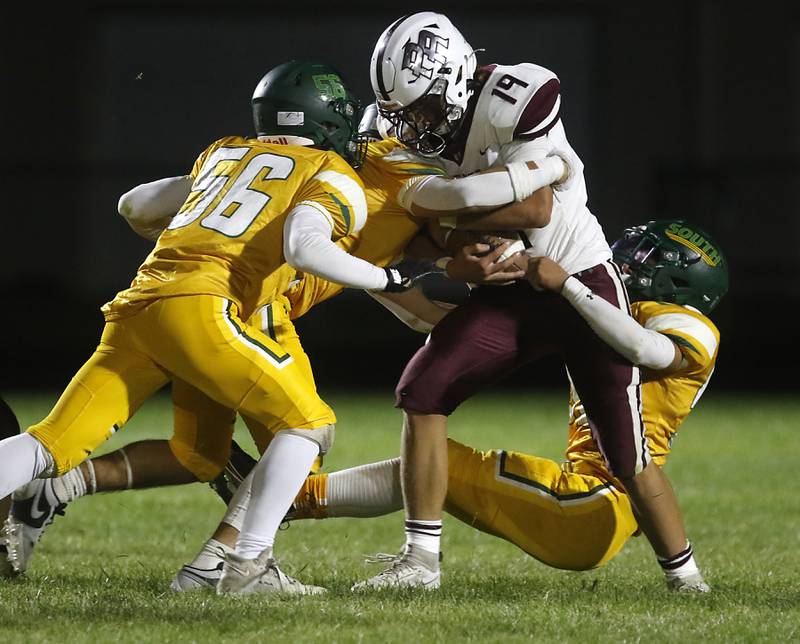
280, 424, 335, 455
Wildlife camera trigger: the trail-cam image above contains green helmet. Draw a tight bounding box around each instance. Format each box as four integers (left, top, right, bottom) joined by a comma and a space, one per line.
611, 219, 729, 314
251, 60, 367, 167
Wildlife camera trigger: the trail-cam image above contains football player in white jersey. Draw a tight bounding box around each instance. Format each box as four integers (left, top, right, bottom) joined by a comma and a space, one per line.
357, 11, 704, 590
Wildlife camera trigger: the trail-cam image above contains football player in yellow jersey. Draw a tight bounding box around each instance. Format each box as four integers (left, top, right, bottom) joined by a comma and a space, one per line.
172, 219, 726, 594
0, 94, 527, 582
0, 60, 436, 594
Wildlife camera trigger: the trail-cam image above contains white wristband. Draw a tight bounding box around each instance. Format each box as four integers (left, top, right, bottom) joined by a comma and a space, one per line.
506, 156, 566, 202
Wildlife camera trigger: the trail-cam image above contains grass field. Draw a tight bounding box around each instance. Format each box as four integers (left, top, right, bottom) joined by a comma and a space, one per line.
0, 390, 798, 643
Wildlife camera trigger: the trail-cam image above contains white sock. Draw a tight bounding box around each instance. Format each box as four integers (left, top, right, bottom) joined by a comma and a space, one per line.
658, 541, 700, 580
221, 469, 254, 532
235, 432, 319, 559
189, 538, 234, 569
405, 518, 442, 555
327, 458, 403, 517
49, 467, 89, 504
0, 434, 54, 497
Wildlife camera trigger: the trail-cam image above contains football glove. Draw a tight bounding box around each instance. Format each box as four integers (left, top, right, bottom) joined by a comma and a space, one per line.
383, 259, 444, 293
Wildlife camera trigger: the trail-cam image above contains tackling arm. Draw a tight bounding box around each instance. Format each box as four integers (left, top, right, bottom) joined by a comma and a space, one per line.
283, 205, 391, 291
366, 288, 452, 334
118, 175, 192, 241
452, 187, 553, 231
397, 157, 567, 223
528, 257, 681, 371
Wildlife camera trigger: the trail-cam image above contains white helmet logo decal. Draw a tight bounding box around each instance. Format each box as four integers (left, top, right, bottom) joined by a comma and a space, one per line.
401, 30, 449, 82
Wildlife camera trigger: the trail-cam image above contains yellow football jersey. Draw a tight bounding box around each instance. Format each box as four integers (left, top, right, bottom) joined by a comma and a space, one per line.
284, 138, 445, 319
565, 301, 721, 475
103, 136, 367, 321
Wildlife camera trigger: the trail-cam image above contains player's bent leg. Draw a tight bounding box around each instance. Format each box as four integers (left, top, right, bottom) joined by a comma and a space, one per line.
2, 336, 168, 576
26, 338, 169, 478
242, 302, 327, 475
351, 412, 444, 590
445, 439, 637, 571
356, 293, 525, 591
145, 296, 336, 436
242, 414, 324, 476
131, 296, 335, 593
170, 379, 236, 483
219, 430, 327, 596
620, 463, 709, 593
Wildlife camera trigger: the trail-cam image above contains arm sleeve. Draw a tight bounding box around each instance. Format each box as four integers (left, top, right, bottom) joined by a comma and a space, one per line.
396, 157, 566, 214
283, 205, 388, 291
560, 277, 677, 369
365, 288, 450, 334
118, 175, 192, 241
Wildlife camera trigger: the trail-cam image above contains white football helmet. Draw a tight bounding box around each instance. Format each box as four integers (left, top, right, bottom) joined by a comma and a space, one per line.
358, 102, 397, 141
370, 12, 477, 156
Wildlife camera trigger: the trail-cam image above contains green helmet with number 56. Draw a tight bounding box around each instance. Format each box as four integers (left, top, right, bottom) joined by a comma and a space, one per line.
611, 219, 729, 315
251, 60, 367, 168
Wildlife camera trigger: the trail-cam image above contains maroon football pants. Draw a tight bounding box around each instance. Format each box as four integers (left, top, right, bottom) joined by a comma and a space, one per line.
396, 261, 649, 477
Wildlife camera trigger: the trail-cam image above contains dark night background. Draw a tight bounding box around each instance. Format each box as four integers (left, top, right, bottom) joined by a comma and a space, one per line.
1, 1, 798, 397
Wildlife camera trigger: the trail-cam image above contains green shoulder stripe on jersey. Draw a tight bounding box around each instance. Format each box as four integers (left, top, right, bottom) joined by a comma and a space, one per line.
498, 452, 615, 502
328, 192, 352, 233
225, 301, 290, 364
663, 333, 701, 356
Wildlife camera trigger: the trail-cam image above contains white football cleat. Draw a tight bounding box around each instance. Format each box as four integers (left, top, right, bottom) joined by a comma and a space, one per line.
0, 527, 18, 578
1, 478, 67, 575
169, 541, 231, 591
667, 573, 711, 593
170, 560, 225, 592
216, 551, 326, 596
351, 544, 441, 590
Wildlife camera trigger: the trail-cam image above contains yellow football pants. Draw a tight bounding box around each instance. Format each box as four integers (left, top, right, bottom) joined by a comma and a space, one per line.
294, 438, 639, 571
168, 299, 325, 480
445, 439, 638, 570
29, 295, 335, 475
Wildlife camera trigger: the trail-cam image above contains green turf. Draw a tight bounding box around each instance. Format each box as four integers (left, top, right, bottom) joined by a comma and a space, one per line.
1, 391, 798, 643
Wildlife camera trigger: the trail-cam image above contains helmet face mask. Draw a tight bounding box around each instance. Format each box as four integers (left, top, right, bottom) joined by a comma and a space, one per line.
371, 12, 476, 156
612, 220, 729, 315
251, 61, 368, 168
378, 86, 460, 155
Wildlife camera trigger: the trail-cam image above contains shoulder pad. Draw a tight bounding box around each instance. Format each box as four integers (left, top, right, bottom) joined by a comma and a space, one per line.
322, 150, 363, 181
636, 302, 720, 365
481, 63, 561, 144
371, 140, 446, 174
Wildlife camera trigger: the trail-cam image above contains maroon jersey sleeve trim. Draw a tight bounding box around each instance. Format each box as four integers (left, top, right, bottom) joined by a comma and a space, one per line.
513, 78, 561, 140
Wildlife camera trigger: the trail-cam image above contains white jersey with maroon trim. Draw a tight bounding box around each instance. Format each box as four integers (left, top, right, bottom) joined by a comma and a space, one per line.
442, 63, 611, 275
